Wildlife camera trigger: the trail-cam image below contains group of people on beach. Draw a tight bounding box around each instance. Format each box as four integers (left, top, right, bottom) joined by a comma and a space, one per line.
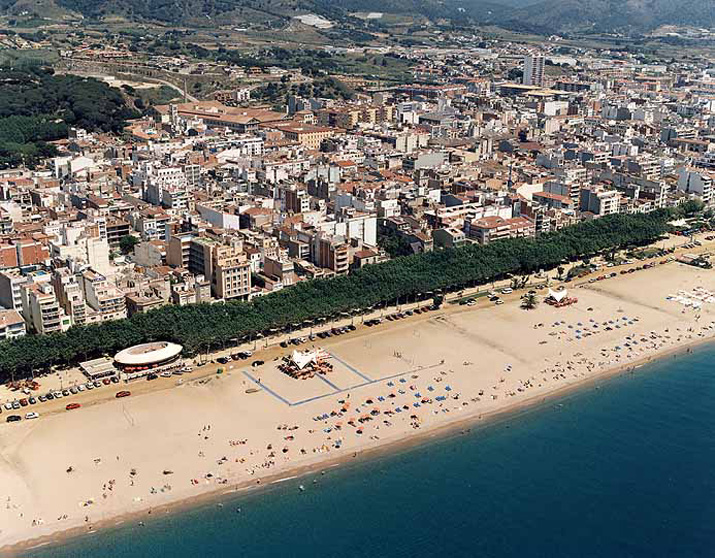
7, 278, 715, 546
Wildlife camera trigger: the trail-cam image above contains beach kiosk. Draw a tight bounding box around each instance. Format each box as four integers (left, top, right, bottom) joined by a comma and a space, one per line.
114, 342, 183, 381
546, 288, 577, 307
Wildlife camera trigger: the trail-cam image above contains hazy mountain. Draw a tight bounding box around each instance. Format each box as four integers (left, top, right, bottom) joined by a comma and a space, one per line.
495, 0, 715, 33
1, 0, 712, 33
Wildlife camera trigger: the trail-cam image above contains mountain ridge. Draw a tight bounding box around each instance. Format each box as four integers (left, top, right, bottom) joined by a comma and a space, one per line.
1, 0, 713, 34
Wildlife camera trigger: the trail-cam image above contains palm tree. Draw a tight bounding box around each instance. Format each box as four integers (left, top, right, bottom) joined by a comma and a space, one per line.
521, 293, 538, 310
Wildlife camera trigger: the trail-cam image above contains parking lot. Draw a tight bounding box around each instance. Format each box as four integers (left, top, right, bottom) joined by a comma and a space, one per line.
2, 376, 121, 421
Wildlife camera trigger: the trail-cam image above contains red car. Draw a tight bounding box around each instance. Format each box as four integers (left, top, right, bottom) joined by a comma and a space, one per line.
65, 403, 81, 411
115, 391, 131, 398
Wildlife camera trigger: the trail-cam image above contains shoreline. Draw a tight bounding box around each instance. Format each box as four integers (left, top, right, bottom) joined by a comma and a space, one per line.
5, 332, 712, 557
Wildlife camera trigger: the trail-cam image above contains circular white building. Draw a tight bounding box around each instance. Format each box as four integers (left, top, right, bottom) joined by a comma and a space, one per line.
114, 342, 183, 371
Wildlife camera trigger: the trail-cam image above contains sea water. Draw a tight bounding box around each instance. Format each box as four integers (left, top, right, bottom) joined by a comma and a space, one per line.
29, 345, 715, 558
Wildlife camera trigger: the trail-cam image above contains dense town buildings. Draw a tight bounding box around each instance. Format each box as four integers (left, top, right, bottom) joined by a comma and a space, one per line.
1, 38, 714, 336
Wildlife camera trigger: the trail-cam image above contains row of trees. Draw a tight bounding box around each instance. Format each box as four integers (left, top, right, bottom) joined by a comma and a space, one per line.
0, 211, 671, 381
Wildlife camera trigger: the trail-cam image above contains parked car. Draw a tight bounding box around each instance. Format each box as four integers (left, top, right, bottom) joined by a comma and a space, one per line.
28, 397, 36, 405
251, 360, 264, 367
217, 357, 229, 364
146, 373, 158, 381
25, 412, 39, 420
65, 403, 80, 411
6, 415, 21, 423
111, 376, 120, 384
501, 287, 513, 294
115, 391, 131, 398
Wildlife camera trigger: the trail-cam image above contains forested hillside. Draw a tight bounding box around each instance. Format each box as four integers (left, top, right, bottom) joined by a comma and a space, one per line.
0, 66, 139, 169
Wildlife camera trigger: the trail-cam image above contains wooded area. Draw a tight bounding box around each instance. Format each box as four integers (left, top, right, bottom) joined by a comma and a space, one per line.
0, 66, 139, 168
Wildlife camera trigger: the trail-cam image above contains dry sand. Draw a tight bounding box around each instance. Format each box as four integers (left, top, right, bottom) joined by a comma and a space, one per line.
1, 259, 714, 555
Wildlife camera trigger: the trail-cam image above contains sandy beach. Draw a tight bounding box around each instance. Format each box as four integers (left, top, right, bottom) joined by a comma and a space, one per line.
1, 251, 714, 555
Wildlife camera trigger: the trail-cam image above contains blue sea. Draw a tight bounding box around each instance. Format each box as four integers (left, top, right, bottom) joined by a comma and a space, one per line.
29, 345, 715, 558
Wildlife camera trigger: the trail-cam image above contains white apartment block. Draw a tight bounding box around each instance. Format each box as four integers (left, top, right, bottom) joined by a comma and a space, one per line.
677, 168, 714, 205
523, 54, 545, 87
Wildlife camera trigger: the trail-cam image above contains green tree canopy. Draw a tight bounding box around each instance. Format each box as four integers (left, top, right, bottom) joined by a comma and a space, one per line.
0, 211, 671, 380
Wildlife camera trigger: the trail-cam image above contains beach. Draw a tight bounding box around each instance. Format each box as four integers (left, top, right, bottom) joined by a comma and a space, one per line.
1, 255, 714, 555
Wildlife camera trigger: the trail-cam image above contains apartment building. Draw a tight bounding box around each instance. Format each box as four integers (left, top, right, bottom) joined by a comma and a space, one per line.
212, 245, 252, 300
21, 282, 71, 334
167, 234, 252, 300
132, 207, 171, 242
523, 54, 545, 87
677, 168, 714, 205
52, 267, 88, 326
579, 186, 621, 216
106, 217, 131, 248
263, 256, 297, 288
464, 216, 536, 245
49, 223, 111, 275
0, 268, 26, 310
314, 235, 350, 274
0, 309, 26, 340
81, 269, 128, 322
532, 191, 574, 210
316, 105, 394, 129
170, 272, 212, 306
271, 124, 335, 150
285, 187, 311, 213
